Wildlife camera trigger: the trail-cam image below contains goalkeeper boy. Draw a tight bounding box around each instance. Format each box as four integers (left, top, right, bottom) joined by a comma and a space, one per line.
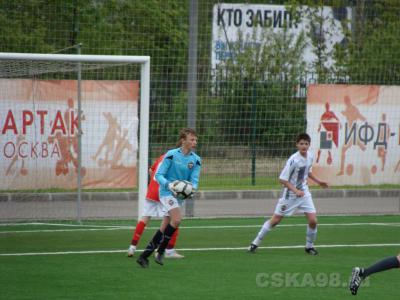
137, 128, 201, 268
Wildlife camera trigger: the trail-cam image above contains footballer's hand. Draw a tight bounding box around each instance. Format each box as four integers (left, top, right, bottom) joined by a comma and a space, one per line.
186, 190, 195, 199
168, 182, 178, 197
319, 181, 328, 189
295, 189, 305, 197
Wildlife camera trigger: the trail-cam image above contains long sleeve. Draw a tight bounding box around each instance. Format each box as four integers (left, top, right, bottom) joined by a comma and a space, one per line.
189, 158, 202, 190
155, 154, 173, 189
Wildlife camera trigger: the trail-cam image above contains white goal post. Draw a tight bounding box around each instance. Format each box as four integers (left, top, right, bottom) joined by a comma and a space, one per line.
0, 52, 150, 221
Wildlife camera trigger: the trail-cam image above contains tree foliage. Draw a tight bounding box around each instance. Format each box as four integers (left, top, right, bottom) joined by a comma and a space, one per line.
214, 25, 307, 152
0, 0, 399, 152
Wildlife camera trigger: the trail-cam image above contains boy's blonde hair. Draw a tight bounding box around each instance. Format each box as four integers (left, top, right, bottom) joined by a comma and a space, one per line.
176, 128, 197, 147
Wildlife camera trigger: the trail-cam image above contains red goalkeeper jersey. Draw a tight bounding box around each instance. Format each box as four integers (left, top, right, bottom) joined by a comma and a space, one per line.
145, 154, 165, 202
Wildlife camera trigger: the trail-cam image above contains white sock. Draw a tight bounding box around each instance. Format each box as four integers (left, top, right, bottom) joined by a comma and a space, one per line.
306, 225, 317, 248
252, 220, 272, 246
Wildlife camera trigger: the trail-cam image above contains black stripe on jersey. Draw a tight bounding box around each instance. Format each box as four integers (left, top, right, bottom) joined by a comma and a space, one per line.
287, 168, 295, 184
166, 155, 173, 160
284, 168, 296, 199
196, 160, 201, 166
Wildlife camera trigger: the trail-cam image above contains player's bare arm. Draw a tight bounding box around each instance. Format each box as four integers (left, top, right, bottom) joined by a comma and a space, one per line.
308, 172, 328, 188
279, 178, 304, 197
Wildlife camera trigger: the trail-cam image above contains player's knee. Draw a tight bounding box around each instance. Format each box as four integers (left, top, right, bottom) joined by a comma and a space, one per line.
397, 254, 400, 264
171, 218, 181, 228
271, 220, 280, 227
308, 220, 317, 228
141, 217, 150, 225
270, 215, 282, 226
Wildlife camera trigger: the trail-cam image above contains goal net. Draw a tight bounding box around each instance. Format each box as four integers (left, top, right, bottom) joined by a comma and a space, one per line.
0, 53, 149, 222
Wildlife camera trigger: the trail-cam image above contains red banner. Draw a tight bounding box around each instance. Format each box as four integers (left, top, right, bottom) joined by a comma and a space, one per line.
1, 79, 139, 190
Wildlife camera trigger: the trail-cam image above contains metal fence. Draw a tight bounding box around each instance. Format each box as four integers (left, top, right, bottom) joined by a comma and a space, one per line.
0, 0, 399, 220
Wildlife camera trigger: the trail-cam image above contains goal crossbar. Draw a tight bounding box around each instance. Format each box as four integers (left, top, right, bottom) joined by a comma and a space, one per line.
0, 52, 150, 64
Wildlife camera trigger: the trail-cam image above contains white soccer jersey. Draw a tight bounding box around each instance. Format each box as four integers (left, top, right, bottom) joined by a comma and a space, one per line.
279, 150, 314, 199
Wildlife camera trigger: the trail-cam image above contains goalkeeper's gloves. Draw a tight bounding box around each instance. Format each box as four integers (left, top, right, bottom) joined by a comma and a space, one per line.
168, 181, 178, 197
186, 191, 194, 199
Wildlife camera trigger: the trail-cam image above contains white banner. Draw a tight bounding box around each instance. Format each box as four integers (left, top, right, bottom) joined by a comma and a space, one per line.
307, 84, 400, 185
212, 3, 351, 72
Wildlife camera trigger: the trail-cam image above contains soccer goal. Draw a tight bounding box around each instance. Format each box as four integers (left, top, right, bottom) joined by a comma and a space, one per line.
0, 52, 150, 222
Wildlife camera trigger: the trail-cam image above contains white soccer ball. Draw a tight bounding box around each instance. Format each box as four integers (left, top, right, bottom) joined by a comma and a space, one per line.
172, 180, 194, 199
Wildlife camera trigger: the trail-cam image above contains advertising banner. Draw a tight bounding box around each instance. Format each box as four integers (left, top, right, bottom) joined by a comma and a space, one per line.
212, 3, 351, 73
307, 84, 400, 185
0, 79, 139, 190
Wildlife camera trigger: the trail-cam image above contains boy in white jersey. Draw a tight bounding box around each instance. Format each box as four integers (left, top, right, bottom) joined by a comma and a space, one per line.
248, 133, 328, 255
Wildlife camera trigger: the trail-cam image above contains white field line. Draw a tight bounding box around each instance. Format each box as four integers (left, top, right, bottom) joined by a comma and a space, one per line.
0, 228, 129, 234
1, 222, 400, 234
0, 222, 46, 226
1, 243, 400, 257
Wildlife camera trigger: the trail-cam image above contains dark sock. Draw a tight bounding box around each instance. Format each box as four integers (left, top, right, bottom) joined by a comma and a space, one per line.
362, 256, 400, 278
140, 230, 163, 259
157, 224, 177, 255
